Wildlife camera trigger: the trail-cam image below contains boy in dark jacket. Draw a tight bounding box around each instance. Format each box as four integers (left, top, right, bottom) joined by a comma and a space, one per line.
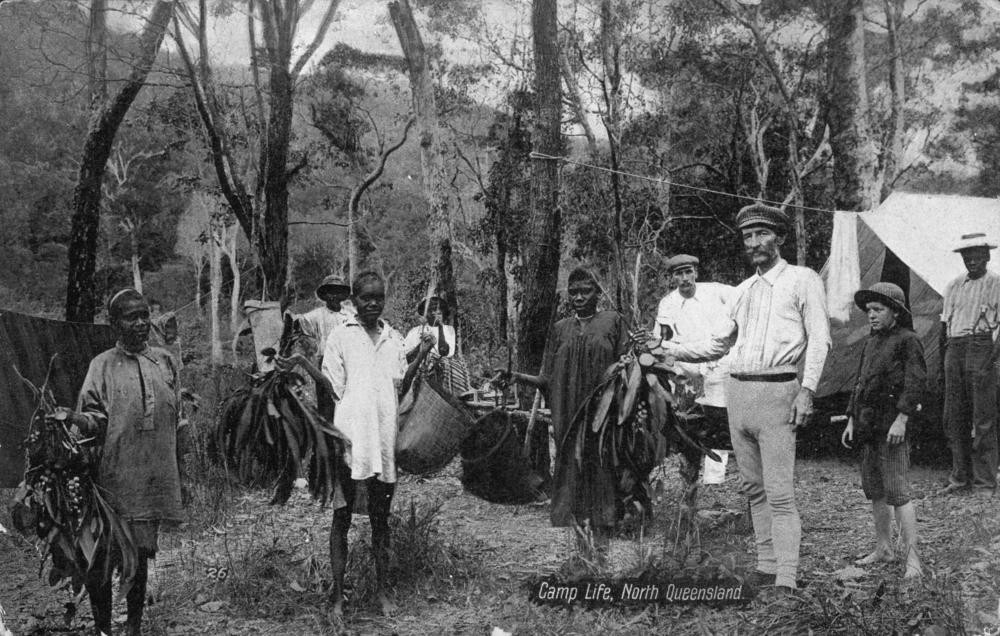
841, 282, 924, 579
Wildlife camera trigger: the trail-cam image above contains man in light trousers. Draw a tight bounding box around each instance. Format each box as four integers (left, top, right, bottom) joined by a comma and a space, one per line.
661, 203, 831, 596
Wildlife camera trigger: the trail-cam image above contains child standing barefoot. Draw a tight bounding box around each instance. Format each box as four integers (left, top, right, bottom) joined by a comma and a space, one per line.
841, 282, 925, 579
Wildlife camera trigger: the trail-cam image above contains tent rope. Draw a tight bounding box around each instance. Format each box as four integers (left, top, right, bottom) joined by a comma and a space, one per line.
529, 151, 839, 214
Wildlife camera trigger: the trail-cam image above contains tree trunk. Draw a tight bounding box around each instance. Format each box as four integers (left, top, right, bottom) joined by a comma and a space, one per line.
259, 60, 293, 302
880, 0, 905, 201
129, 223, 143, 293
223, 224, 241, 338
389, 0, 456, 314
86, 0, 107, 107
65, 0, 176, 322
516, 0, 562, 377
825, 0, 879, 212
210, 228, 223, 366
193, 257, 204, 315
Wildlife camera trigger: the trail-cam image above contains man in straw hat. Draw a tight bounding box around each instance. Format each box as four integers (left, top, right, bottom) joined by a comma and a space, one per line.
63, 288, 186, 635
841, 282, 925, 579
660, 203, 831, 596
289, 274, 356, 417
939, 232, 1000, 496
656, 254, 736, 480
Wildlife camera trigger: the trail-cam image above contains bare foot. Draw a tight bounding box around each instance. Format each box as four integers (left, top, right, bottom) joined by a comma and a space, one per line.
328, 597, 344, 623
855, 549, 895, 565
377, 591, 398, 617
903, 548, 923, 579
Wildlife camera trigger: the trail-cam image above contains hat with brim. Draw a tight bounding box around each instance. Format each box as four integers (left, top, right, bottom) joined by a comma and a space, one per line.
736, 203, 788, 232
665, 254, 699, 274
854, 282, 909, 316
953, 232, 998, 252
316, 274, 351, 299
416, 295, 449, 317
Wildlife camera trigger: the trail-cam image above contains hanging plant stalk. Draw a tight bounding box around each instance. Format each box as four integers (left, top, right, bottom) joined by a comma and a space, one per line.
10, 370, 139, 602
215, 315, 345, 506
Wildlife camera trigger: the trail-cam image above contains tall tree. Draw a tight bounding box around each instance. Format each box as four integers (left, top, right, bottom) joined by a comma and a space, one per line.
388, 0, 456, 311
825, 0, 879, 211
516, 0, 563, 377
174, 0, 340, 302
66, 0, 177, 322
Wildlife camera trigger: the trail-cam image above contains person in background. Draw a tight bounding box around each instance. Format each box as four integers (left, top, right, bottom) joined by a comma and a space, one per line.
505, 268, 630, 559
841, 282, 924, 579
403, 295, 455, 362
322, 271, 433, 619
295, 274, 354, 418
65, 288, 186, 636
939, 232, 1000, 497
660, 203, 831, 597
656, 254, 736, 475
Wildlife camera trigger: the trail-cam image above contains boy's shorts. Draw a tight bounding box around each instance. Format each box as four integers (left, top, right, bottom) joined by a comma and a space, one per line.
860, 439, 911, 506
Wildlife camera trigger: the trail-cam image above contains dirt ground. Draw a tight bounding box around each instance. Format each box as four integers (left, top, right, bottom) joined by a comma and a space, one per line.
2, 455, 999, 635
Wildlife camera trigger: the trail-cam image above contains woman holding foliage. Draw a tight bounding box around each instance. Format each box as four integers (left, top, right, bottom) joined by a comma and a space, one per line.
505, 268, 629, 557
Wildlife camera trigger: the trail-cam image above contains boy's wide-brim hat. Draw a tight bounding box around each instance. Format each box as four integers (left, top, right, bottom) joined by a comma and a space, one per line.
316, 275, 351, 299
665, 254, 699, 273
736, 203, 788, 232
953, 232, 998, 252
854, 281, 909, 315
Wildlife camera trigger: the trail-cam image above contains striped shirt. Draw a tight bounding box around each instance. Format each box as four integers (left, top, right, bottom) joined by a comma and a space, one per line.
665, 259, 832, 393
941, 270, 1000, 338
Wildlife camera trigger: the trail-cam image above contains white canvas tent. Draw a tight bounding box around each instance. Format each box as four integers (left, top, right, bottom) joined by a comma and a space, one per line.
817, 191, 1000, 397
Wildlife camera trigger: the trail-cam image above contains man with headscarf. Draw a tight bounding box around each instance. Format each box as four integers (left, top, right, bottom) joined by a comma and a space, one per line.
939, 232, 1000, 496
64, 288, 185, 636
660, 204, 831, 596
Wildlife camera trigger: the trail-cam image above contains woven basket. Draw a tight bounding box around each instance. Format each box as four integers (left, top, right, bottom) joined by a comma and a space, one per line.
396, 379, 476, 475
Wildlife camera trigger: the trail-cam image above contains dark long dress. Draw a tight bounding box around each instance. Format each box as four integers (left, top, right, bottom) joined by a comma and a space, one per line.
540, 310, 629, 528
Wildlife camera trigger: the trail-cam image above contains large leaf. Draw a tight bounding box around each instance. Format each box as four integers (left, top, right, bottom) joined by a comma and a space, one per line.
591, 376, 619, 433
617, 361, 643, 425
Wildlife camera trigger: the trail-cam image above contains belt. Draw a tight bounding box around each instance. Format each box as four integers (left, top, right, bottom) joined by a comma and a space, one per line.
730, 372, 797, 383
948, 334, 993, 341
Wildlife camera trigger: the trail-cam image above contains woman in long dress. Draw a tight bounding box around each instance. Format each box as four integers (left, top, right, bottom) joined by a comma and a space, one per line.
509, 268, 629, 554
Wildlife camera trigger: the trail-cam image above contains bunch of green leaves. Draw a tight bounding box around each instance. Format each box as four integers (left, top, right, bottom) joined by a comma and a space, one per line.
216, 316, 345, 506
14, 407, 139, 600
562, 339, 722, 514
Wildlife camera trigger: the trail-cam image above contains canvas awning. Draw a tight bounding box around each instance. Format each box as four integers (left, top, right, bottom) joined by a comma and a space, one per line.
817, 191, 1000, 397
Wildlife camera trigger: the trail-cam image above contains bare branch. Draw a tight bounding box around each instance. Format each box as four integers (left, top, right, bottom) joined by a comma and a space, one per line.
290, 0, 341, 78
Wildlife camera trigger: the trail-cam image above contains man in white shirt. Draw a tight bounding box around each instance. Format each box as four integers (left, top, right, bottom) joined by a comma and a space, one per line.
299, 274, 355, 358
656, 254, 736, 413
297, 275, 355, 416
662, 203, 831, 595
657, 254, 735, 481
939, 232, 1000, 495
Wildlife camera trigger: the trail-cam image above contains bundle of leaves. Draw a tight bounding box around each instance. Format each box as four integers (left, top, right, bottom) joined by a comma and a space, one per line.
11, 391, 139, 599
564, 338, 720, 517
216, 315, 345, 506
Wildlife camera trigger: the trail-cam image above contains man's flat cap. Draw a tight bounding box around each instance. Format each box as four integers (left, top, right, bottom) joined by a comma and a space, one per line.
736, 203, 788, 232
665, 254, 699, 273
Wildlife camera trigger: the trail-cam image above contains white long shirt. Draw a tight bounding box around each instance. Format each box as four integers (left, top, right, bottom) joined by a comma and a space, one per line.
403, 324, 457, 359
298, 305, 355, 362
322, 318, 407, 483
656, 282, 736, 407
666, 259, 831, 393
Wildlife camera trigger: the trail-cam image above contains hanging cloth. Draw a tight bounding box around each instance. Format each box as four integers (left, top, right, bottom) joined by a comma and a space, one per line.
825, 211, 862, 323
